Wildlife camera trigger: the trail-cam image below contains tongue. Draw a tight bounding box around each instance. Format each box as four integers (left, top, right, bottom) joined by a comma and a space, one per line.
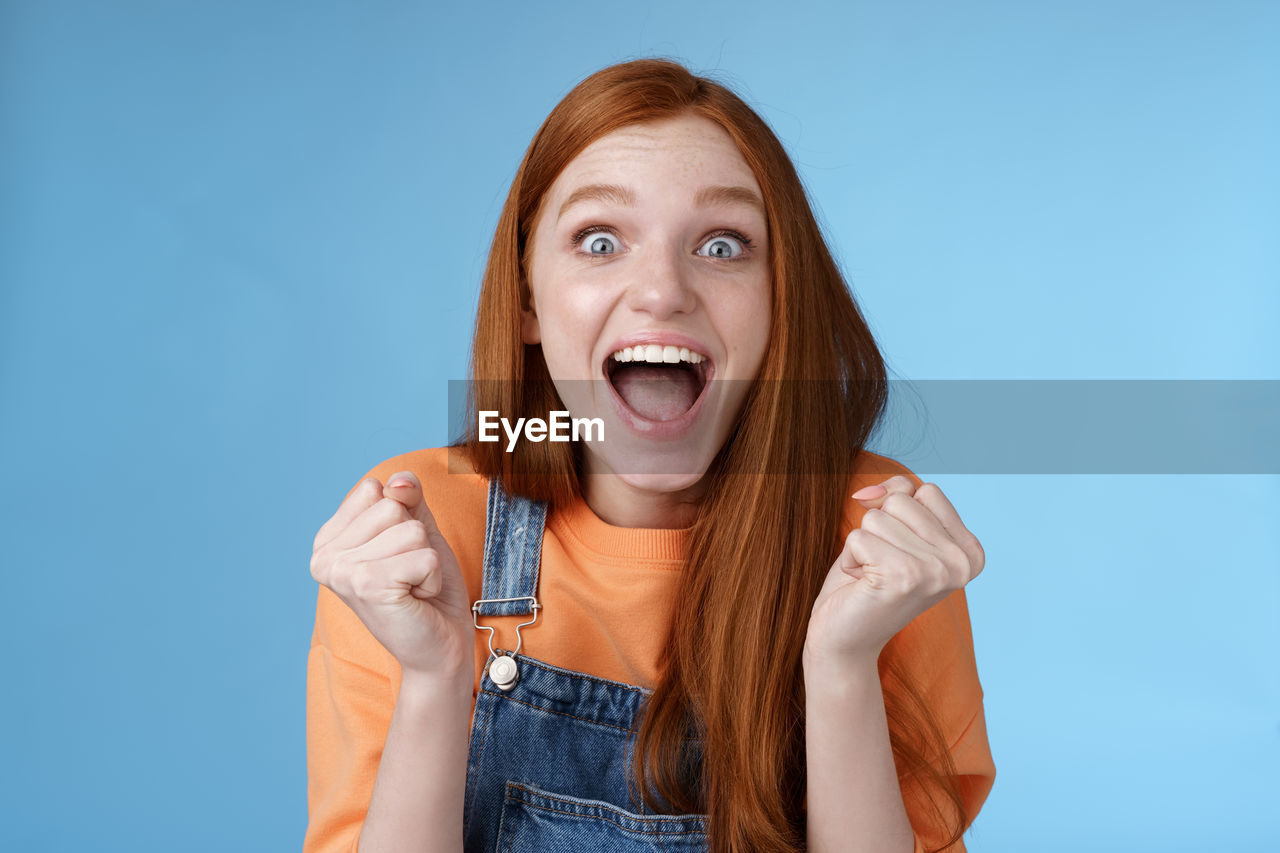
611, 365, 700, 421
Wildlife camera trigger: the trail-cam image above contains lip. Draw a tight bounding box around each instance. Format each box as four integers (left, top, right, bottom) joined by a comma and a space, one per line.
602, 331, 714, 365
600, 331, 718, 441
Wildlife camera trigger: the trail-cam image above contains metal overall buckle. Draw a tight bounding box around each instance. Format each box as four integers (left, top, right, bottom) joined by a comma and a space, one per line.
472, 595, 541, 691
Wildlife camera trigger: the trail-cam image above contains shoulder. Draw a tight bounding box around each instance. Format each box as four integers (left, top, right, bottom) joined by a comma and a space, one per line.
849, 448, 925, 490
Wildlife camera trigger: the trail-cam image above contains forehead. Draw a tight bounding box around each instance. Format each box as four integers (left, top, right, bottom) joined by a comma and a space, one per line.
552, 114, 759, 192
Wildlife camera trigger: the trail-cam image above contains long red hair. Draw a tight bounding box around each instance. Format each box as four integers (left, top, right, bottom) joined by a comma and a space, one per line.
457, 58, 968, 852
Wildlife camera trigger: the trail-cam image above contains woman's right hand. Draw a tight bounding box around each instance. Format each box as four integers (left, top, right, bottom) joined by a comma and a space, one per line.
310, 471, 475, 686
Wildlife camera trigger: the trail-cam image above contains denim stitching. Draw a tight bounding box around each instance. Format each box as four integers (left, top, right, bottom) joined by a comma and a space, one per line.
503, 781, 708, 836
477, 688, 642, 735
518, 654, 653, 697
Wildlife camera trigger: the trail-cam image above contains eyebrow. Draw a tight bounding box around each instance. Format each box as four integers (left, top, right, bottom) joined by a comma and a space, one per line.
556, 182, 766, 222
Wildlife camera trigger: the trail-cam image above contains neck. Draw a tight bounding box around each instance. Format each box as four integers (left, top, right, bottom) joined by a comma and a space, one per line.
580, 470, 705, 530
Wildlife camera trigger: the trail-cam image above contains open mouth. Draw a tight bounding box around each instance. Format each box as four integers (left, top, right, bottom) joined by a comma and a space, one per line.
603, 344, 713, 423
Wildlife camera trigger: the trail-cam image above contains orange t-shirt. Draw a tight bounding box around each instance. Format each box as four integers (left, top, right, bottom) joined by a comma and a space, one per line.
304, 446, 996, 852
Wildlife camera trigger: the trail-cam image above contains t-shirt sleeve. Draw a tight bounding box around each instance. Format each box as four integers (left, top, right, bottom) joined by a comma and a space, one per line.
895, 588, 996, 853
847, 454, 997, 850
303, 461, 406, 853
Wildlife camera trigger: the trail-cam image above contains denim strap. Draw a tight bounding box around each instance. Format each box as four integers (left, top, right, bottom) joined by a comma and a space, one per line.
475, 476, 547, 616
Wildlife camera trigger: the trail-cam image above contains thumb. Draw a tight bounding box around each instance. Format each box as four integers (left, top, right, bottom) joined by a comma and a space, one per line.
383, 472, 443, 538
851, 482, 887, 507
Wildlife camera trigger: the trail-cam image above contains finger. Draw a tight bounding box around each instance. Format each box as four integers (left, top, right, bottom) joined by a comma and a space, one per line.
378, 548, 443, 600
382, 470, 423, 510
315, 476, 386, 553
911, 483, 986, 578
347, 549, 441, 603
856, 509, 968, 596
874, 490, 954, 551
384, 470, 417, 495
837, 526, 899, 576
353, 515, 432, 561
380, 472, 451, 555
857, 505, 933, 560
816, 525, 897, 602
328, 494, 414, 554
851, 474, 917, 508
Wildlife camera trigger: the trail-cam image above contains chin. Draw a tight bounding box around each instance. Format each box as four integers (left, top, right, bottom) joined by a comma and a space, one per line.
615, 470, 707, 495
585, 446, 714, 494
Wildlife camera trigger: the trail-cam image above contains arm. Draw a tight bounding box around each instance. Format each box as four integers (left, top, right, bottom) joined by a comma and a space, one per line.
801, 459, 995, 850
306, 454, 481, 852
358, 672, 472, 853
305, 604, 474, 853
305, 581, 474, 853
803, 650, 916, 853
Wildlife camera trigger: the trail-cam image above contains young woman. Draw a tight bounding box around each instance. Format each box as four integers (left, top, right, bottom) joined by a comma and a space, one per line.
306, 58, 995, 853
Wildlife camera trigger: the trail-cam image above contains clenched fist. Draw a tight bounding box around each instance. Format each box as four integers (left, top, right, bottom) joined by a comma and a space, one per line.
806, 476, 986, 668
310, 472, 475, 686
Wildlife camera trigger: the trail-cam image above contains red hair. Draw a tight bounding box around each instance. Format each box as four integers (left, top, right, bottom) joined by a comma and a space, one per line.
457, 57, 968, 851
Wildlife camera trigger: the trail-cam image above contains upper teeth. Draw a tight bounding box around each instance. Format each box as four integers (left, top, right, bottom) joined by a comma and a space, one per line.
610, 344, 705, 364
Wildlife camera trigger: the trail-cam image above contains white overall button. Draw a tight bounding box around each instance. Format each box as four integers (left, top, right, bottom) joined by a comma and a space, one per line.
489, 654, 519, 691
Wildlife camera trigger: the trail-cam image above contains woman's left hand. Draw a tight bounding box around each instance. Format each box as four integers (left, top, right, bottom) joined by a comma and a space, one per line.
804, 476, 986, 669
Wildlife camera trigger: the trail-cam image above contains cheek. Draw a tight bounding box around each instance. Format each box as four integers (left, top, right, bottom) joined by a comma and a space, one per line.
716, 307, 771, 382
542, 279, 617, 334
740, 281, 773, 364
530, 286, 611, 375
538, 292, 589, 342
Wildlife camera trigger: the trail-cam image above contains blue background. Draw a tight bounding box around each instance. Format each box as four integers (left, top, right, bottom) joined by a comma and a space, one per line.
3, 1, 1277, 849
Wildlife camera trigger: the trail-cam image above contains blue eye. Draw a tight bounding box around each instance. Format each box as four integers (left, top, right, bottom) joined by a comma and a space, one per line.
569, 226, 755, 260
697, 230, 752, 260
572, 227, 620, 255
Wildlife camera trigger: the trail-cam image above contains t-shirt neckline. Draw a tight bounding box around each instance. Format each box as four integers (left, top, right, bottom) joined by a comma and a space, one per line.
550, 493, 689, 566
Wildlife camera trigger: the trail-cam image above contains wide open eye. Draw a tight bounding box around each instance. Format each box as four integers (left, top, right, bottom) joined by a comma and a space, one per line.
573, 227, 620, 256
696, 231, 751, 260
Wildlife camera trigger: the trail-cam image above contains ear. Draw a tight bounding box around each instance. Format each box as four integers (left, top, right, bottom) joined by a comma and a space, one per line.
520, 287, 541, 345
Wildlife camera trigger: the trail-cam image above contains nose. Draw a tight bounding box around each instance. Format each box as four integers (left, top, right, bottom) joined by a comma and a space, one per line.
624, 243, 697, 319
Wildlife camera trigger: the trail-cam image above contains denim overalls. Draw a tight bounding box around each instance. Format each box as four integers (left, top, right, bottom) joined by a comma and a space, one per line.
462, 478, 709, 852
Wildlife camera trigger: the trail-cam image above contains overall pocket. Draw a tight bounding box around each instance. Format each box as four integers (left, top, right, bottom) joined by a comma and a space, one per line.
495, 779, 708, 852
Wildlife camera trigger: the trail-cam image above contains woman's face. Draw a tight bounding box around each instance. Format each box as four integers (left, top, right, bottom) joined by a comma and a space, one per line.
523, 113, 772, 494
